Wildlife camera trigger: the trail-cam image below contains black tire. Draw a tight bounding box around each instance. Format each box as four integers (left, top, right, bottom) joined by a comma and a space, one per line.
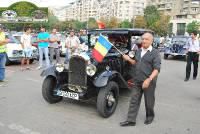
97, 81, 119, 118
164, 54, 168, 59
42, 76, 62, 104
29, 59, 34, 64
5, 54, 11, 66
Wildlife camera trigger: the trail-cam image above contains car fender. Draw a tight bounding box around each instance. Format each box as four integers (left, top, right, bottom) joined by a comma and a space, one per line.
41, 65, 57, 78
6, 43, 22, 58
93, 70, 128, 88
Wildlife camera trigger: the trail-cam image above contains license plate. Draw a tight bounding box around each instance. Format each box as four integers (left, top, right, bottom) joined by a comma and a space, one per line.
56, 90, 79, 100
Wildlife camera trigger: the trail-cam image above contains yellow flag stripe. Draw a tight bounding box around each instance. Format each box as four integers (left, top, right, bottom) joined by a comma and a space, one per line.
94, 42, 108, 57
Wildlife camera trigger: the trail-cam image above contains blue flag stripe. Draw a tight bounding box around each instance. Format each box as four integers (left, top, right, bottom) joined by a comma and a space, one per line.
98, 35, 112, 50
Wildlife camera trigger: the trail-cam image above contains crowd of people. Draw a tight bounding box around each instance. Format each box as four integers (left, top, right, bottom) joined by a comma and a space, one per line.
0, 25, 88, 81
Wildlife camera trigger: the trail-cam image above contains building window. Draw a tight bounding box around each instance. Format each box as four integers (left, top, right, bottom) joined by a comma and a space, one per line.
177, 23, 186, 35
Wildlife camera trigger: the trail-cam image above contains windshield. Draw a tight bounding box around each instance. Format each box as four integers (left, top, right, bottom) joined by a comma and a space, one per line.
88, 33, 129, 48
172, 37, 188, 44
6, 34, 20, 44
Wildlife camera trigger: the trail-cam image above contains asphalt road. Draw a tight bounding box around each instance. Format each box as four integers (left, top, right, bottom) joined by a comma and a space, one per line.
0, 56, 200, 134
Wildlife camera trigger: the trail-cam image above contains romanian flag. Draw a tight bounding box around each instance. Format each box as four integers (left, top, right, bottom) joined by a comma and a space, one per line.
96, 20, 106, 29
92, 35, 112, 62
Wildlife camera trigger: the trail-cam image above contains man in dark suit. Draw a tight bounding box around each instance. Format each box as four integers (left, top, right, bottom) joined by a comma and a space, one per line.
120, 32, 161, 126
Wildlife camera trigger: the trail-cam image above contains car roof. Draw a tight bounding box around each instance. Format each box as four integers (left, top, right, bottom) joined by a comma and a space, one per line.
88, 28, 154, 35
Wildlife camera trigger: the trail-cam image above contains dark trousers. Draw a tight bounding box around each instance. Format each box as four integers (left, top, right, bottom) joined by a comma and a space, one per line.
127, 81, 156, 122
186, 52, 199, 79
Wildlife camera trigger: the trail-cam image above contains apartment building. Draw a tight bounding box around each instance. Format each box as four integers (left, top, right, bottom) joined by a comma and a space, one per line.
65, 0, 147, 22
66, 0, 100, 22
148, 0, 200, 35
113, 0, 146, 21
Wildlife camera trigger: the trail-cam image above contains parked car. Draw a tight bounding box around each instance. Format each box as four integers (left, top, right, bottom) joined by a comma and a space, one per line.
164, 36, 189, 60
5, 33, 38, 65
41, 28, 154, 118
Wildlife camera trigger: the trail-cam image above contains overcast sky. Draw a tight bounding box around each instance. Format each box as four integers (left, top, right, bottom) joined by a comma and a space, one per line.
0, 0, 76, 7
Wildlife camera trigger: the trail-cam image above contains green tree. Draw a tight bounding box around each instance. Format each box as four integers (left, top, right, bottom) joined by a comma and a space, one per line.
88, 18, 97, 29
134, 16, 146, 28
47, 14, 59, 29
154, 14, 170, 36
72, 20, 87, 30
120, 19, 132, 28
186, 21, 200, 34
107, 17, 119, 28
144, 5, 160, 30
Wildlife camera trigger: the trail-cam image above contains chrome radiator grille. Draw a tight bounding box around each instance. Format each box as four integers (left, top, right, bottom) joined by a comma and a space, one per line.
68, 56, 87, 87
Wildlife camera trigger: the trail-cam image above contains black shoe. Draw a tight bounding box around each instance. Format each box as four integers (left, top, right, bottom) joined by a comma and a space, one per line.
120, 121, 136, 127
144, 118, 154, 125
184, 78, 189, 82
193, 77, 196, 80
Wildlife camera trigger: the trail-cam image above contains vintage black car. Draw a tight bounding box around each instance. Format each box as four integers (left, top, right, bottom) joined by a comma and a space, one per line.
41, 28, 153, 118
164, 36, 190, 60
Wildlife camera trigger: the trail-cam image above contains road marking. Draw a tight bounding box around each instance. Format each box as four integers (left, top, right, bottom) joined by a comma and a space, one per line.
26, 78, 40, 83
8, 123, 40, 134
0, 83, 7, 87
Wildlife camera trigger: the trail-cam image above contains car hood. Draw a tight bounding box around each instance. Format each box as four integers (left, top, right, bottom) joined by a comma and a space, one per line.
6, 43, 22, 51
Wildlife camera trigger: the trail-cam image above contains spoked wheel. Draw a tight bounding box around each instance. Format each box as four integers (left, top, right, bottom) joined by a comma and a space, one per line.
97, 81, 119, 118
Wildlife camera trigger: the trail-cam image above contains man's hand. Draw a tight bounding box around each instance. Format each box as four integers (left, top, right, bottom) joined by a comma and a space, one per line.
142, 78, 151, 90
0, 39, 10, 45
122, 55, 130, 61
65, 44, 69, 48
5, 39, 10, 43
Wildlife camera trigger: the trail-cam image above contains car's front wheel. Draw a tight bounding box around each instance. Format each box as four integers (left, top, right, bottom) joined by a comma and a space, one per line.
29, 59, 34, 64
164, 54, 168, 59
97, 81, 119, 118
42, 76, 62, 104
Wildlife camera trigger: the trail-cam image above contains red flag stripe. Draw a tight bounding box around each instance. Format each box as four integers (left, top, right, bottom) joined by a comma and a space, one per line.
92, 49, 104, 62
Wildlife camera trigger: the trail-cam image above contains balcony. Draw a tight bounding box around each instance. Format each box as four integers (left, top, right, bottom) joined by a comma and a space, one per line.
190, 3, 200, 8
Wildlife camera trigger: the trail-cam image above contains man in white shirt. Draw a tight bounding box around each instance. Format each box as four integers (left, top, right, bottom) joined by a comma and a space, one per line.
184, 31, 200, 81
20, 26, 32, 70
65, 29, 80, 63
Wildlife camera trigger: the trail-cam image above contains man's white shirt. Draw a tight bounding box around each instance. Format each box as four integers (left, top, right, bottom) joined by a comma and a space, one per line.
21, 34, 32, 49
141, 45, 153, 58
65, 36, 80, 48
186, 38, 200, 52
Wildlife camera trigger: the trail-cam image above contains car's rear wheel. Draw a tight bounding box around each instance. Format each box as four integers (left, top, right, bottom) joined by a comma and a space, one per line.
97, 81, 119, 118
164, 54, 168, 59
42, 76, 62, 104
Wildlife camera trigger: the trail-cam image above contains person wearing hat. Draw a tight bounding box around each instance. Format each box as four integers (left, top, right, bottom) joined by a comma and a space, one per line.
0, 24, 9, 82
64, 29, 80, 63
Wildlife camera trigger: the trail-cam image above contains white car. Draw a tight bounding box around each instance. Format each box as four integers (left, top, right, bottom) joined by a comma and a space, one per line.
5, 33, 38, 65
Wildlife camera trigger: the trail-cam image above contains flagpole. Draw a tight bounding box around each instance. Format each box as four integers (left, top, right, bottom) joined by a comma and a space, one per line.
100, 34, 125, 56
110, 43, 124, 56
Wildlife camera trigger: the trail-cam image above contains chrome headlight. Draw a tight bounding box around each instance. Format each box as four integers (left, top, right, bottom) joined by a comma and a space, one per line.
56, 64, 65, 73
128, 51, 135, 58
86, 64, 97, 76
